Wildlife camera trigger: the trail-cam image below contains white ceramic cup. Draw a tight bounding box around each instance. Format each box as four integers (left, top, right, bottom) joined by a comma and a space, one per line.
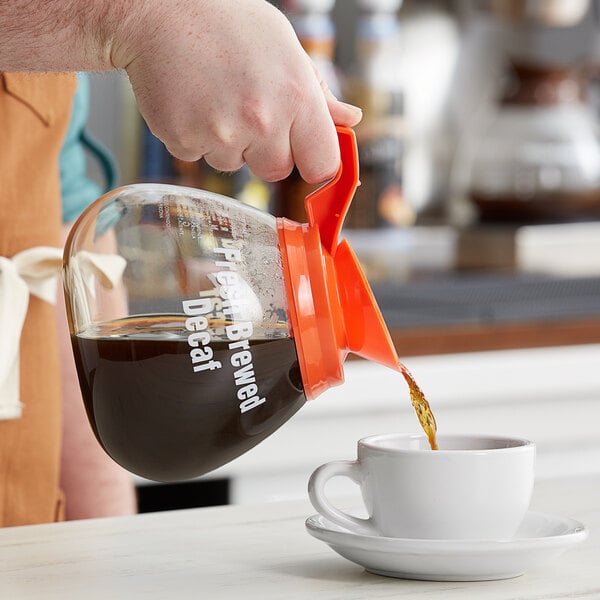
308, 433, 536, 540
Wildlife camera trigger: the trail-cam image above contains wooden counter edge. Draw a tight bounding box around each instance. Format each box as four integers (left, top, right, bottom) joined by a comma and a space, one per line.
383, 317, 600, 357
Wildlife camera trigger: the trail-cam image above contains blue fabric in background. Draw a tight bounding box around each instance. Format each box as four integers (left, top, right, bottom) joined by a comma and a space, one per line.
59, 73, 118, 223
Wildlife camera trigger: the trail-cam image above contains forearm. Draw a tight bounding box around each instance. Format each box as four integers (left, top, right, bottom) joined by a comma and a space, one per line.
4, 0, 362, 186
0, 0, 138, 71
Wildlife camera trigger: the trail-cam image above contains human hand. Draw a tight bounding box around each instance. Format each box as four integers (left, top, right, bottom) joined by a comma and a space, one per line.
112, 0, 362, 183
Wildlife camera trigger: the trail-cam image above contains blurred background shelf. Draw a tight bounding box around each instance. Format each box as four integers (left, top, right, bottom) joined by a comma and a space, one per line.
377, 275, 600, 355
346, 221, 600, 355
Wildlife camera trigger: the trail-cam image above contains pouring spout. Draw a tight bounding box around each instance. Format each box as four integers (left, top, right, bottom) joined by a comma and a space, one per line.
277, 126, 400, 400
333, 239, 400, 371
307, 126, 399, 371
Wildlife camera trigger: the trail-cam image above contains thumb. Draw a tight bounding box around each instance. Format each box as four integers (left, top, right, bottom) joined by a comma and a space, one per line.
312, 61, 363, 127
326, 89, 363, 127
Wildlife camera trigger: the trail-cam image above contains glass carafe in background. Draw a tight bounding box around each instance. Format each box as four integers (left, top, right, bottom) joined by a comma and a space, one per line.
466, 61, 600, 223
63, 127, 400, 483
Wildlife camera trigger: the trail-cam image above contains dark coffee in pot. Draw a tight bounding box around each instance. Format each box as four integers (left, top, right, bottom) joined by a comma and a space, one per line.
71, 316, 305, 482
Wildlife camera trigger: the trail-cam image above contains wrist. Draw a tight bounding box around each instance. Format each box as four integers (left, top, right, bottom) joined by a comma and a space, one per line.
108, 1, 178, 70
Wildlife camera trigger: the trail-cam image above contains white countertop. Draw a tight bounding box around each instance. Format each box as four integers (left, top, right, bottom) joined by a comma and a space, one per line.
0, 474, 598, 599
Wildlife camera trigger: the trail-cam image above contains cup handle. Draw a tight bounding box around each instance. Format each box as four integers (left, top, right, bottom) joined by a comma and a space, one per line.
308, 460, 376, 536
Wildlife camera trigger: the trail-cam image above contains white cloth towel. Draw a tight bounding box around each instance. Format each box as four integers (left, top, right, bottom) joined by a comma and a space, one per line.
0, 247, 63, 420
0, 246, 125, 420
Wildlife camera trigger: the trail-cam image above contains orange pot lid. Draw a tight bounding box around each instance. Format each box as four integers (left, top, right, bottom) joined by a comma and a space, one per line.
277, 127, 399, 399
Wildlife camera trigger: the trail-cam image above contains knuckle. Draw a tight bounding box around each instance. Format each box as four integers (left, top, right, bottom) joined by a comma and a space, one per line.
164, 129, 204, 162
241, 101, 274, 138
166, 143, 202, 163
256, 160, 294, 183
205, 154, 244, 174
301, 162, 337, 185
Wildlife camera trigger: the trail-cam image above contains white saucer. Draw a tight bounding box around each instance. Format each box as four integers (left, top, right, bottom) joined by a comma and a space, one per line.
305, 510, 587, 581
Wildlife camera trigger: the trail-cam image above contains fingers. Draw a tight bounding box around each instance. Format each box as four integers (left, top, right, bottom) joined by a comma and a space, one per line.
203, 137, 295, 183
202, 148, 245, 174
290, 110, 341, 184
161, 91, 360, 184
288, 63, 362, 184
242, 136, 295, 183
189, 101, 360, 184
289, 78, 359, 183
326, 97, 363, 128
315, 61, 363, 128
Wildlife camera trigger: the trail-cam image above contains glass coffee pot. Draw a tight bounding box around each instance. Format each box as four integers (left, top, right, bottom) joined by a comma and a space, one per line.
466, 61, 600, 222
63, 127, 400, 482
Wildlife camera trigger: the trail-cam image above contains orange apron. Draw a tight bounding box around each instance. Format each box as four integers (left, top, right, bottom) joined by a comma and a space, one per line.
0, 72, 76, 526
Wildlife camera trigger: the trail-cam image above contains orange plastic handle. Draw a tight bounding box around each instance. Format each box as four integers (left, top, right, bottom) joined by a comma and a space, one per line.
304, 127, 359, 256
